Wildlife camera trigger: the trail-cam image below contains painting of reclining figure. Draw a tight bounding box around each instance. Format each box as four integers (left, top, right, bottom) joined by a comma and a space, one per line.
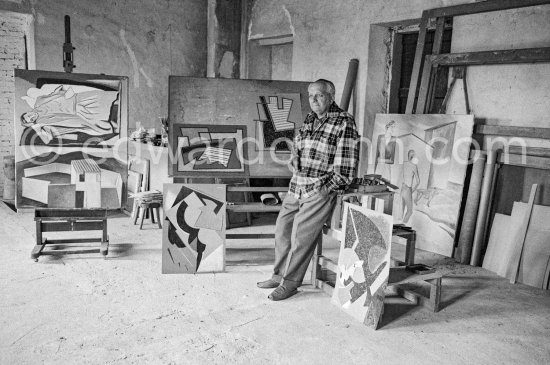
332, 203, 393, 329
162, 184, 226, 274
369, 114, 474, 256
14, 70, 127, 147
13, 70, 128, 210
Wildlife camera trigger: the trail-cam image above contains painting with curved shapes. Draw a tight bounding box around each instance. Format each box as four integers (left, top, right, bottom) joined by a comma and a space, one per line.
162, 184, 226, 274
331, 202, 393, 329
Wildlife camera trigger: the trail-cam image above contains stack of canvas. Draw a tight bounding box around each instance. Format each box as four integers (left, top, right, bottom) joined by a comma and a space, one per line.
483, 202, 550, 289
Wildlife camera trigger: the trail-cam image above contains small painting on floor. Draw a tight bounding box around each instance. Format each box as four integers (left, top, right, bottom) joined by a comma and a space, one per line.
332, 202, 393, 329
162, 184, 226, 274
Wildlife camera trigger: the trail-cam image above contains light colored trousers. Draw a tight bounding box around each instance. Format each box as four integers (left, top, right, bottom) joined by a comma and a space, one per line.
272, 190, 337, 287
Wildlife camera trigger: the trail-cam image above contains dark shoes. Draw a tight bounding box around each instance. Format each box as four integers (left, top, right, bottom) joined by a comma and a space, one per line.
256, 278, 280, 289
268, 285, 298, 301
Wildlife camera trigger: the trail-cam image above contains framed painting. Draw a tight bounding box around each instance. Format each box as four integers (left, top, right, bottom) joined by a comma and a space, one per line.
331, 202, 393, 328
170, 124, 248, 176
162, 183, 226, 274
368, 114, 474, 256
168, 77, 311, 178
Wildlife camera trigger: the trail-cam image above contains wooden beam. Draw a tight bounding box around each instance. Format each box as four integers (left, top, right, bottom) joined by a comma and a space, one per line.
257, 34, 293, 46
405, 11, 429, 114
429, 47, 550, 66
426, 0, 550, 18
226, 202, 281, 212
507, 147, 550, 157
388, 33, 403, 113
423, 16, 446, 114
474, 125, 550, 139
415, 57, 434, 114
227, 186, 288, 192
239, 0, 250, 79
497, 154, 550, 170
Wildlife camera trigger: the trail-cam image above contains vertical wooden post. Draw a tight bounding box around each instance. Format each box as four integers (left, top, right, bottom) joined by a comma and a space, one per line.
405, 11, 429, 114
206, 0, 217, 77
239, 0, 250, 79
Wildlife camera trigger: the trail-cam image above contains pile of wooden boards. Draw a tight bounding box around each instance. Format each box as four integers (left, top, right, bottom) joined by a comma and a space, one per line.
483, 185, 550, 289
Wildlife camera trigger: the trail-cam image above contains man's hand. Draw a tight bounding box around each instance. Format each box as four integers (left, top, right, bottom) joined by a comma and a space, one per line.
288, 156, 300, 173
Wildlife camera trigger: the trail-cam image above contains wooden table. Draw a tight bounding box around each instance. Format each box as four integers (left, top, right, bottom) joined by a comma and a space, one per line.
31, 209, 109, 261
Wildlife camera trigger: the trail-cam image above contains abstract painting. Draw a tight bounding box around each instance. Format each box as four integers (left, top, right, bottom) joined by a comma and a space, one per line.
14, 70, 128, 210
332, 202, 393, 328
162, 184, 226, 274
16, 150, 125, 209
255, 95, 299, 153
172, 124, 248, 175
368, 114, 474, 256
168, 77, 310, 177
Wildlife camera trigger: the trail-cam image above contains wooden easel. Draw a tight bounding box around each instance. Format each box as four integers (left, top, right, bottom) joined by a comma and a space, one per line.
31, 209, 109, 261
405, 0, 550, 115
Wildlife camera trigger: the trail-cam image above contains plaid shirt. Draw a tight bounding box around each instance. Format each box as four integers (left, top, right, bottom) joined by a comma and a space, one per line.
288, 102, 360, 199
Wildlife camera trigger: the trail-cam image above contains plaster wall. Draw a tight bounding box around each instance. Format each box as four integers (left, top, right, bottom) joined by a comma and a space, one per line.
0, 0, 207, 131
446, 6, 550, 130
247, 0, 473, 141
248, 0, 550, 148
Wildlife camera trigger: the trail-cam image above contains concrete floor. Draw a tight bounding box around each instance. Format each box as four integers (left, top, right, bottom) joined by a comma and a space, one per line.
1, 203, 549, 364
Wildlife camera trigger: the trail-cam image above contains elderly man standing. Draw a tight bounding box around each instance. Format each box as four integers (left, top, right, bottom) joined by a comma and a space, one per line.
257, 79, 360, 301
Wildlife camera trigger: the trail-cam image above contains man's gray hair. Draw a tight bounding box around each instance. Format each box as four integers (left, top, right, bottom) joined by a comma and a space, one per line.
313, 79, 335, 100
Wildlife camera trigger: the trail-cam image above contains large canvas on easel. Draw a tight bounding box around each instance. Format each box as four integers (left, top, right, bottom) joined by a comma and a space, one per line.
332, 203, 393, 328
162, 183, 226, 274
14, 70, 129, 209
368, 114, 474, 256
168, 77, 311, 177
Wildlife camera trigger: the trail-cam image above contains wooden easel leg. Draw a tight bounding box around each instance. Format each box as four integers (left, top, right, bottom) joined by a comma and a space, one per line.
31, 239, 47, 261
428, 277, 442, 312
139, 208, 146, 229
156, 207, 162, 229
311, 237, 322, 288
134, 206, 140, 225
31, 221, 45, 261
100, 219, 109, 256
101, 240, 109, 256
405, 231, 416, 266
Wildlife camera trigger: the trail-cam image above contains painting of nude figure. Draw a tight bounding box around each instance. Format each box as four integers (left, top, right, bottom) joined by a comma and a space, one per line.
368, 114, 474, 257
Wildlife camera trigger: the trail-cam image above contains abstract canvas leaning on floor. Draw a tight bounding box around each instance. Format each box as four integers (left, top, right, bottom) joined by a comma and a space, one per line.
332, 202, 393, 328
162, 184, 226, 274
368, 114, 474, 256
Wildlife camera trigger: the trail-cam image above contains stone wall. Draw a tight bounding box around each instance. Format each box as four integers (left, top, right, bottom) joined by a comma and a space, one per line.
0, 11, 29, 197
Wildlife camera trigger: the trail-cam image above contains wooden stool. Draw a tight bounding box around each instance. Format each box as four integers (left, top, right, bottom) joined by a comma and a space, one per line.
134, 201, 162, 229
386, 266, 443, 312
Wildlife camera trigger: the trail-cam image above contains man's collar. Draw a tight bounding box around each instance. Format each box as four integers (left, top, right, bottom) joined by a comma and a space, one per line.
310, 101, 341, 119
